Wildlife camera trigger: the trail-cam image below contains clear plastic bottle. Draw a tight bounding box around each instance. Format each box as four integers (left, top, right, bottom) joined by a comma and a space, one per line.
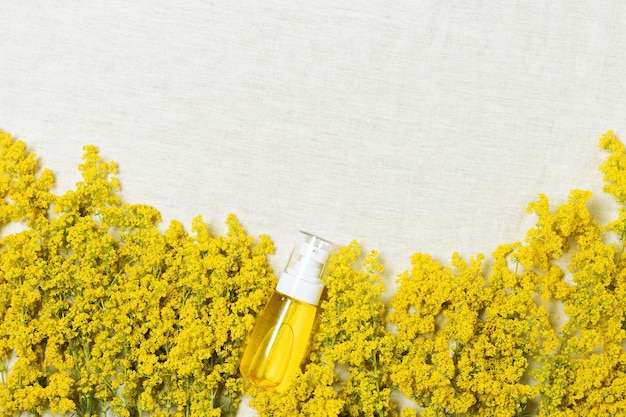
240, 232, 335, 392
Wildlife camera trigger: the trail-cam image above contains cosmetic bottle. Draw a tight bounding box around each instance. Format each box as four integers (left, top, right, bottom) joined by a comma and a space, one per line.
240, 232, 335, 392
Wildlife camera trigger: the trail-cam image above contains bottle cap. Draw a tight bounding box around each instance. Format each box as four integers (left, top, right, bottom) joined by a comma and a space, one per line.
276, 232, 336, 305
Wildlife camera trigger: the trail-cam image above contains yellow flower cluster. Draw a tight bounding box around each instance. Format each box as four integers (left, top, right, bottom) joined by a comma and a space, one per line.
390, 131, 626, 417
0, 130, 275, 416
2, 129, 626, 417
248, 242, 397, 417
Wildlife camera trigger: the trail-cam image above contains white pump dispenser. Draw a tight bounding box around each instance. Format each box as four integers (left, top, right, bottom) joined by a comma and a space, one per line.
276, 232, 334, 305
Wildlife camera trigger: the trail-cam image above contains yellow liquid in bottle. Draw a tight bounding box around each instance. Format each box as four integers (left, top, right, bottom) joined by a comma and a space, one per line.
240, 291, 318, 392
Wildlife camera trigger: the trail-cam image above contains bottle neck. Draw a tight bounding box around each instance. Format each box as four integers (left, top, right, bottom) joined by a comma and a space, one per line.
275, 271, 324, 305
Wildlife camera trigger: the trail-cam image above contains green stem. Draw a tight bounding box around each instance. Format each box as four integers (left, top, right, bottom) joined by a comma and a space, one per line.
370, 350, 385, 417
69, 341, 82, 380
615, 239, 625, 265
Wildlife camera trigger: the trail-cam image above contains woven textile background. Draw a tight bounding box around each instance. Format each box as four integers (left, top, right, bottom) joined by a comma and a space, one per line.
2, 1, 626, 414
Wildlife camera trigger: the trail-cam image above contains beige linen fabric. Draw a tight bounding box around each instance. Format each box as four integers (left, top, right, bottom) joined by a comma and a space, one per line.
1, 1, 626, 414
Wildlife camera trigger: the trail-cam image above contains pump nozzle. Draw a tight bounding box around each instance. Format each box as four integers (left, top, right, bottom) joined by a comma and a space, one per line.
276, 232, 335, 305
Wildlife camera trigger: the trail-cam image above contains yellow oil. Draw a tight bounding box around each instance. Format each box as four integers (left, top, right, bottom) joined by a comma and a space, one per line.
240, 290, 318, 392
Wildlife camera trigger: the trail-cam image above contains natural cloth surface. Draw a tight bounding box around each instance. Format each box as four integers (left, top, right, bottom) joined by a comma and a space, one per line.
1, 2, 626, 413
